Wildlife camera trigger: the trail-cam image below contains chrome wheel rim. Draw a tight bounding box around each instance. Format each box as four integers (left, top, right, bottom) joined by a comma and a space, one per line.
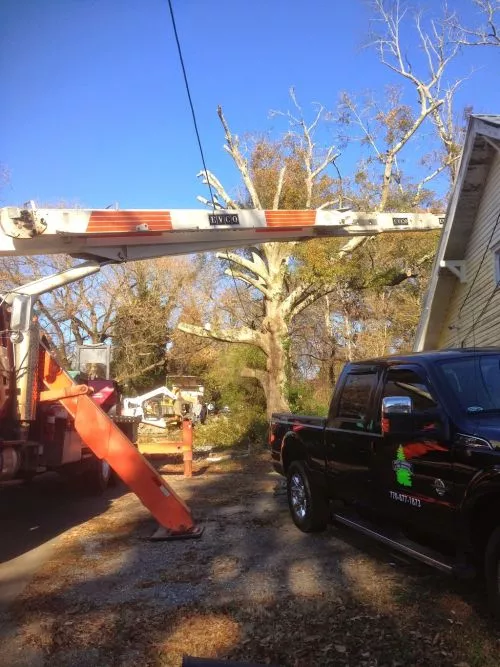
290, 473, 307, 519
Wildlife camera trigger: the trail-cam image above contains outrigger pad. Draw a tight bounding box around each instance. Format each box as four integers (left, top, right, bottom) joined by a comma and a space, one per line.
150, 524, 204, 541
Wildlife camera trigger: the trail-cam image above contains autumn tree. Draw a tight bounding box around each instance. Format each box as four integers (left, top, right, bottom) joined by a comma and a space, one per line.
0, 251, 207, 391
292, 229, 438, 361
179, 97, 343, 417
177, 92, 442, 417
0, 255, 122, 367
110, 256, 210, 391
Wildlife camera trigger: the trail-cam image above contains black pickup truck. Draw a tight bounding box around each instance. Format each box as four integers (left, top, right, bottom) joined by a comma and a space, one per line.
270, 348, 500, 614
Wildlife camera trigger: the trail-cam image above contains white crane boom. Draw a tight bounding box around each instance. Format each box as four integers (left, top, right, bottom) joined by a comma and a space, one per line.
0, 203, 444, 539
0, 206, 444, 263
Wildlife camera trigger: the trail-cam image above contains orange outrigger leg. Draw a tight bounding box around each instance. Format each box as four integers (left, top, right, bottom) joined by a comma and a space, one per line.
39, 344, 202, 540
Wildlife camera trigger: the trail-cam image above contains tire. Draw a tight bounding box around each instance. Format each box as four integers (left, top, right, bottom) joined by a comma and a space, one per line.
286, 460, 329, 533
85, 457, 112, 494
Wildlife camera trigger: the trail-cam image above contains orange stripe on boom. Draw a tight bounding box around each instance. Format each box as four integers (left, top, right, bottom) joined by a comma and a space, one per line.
265, 210, 316, 227
88, 210, 173, 233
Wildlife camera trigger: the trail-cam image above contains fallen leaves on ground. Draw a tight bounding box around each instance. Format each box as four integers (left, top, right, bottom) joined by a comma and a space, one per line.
6, 453, 500, 667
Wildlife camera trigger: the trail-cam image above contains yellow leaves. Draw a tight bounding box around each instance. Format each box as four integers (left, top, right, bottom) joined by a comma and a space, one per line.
247, 135, 339, 210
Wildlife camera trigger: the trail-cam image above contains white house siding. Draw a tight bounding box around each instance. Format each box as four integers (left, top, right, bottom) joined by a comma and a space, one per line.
438, 151, 500, 348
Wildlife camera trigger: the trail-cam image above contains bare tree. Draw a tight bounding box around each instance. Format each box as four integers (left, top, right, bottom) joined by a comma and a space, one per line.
111, 257, 203, 389
179, 97, 343, 417
449, 0, 500, 46
341, 0, 464, 211
0, 256, 125, 366
178, 94, 435, 416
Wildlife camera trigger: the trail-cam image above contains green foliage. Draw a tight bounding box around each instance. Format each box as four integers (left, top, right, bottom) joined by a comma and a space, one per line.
194, 407, 268, 450
287, 382, 329, 417
203, 344, 267, 411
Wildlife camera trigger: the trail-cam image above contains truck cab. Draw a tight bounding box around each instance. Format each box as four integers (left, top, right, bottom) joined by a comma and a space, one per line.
271, 348, 500, 615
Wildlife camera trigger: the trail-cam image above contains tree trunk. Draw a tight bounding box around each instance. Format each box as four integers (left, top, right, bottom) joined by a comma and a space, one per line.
324, 295, 336, 387
265, 331, 289, 418
262, 296, 290, 418
379, 154, 394, 212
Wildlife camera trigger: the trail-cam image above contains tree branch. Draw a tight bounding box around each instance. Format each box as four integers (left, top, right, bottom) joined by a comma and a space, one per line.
414, 155, 460, 202
240, 366, 268, 388
177, 321, 268, 353
338, 237, 369, 259
197, 169, 238, 209
216, 251, 270, 284
290, 289, 331, 318
273, 166, 286, 210
317, 199, 341, 210
217, 105, 262, 209
281, 283, 313, 319
447, 0, 500, 46
222, 268, 271, 298
115, 359, 165, 384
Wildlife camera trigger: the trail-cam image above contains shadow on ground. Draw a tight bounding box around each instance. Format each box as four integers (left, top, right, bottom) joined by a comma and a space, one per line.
0, 474, 126, 565
3, 453, 500, 667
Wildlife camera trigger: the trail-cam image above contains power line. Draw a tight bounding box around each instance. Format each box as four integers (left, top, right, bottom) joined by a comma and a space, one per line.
166, 0, 216, 208
166, 0, 255, 326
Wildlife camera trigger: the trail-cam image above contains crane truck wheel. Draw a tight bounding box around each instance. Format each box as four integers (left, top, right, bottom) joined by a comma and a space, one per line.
85, 457, 112, 494
286, 460, 329, 533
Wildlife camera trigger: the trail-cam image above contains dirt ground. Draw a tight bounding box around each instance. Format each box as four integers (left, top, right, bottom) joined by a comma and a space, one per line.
2, 452, 500, 667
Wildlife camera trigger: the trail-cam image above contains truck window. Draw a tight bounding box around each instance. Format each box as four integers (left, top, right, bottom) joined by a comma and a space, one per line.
382, 368, 441, 430
336, 372, 377, 431
383, 369, 437, 410
438, 354, 500, 414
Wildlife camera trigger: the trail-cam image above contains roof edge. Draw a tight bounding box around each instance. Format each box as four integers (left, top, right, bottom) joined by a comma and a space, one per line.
414, 116, 500, 350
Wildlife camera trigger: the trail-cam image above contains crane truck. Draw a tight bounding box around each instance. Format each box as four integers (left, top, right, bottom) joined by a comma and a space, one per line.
0, 204, 442, 537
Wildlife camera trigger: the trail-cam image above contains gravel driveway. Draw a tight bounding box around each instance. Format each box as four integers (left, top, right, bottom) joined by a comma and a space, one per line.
1, 454, 499, 666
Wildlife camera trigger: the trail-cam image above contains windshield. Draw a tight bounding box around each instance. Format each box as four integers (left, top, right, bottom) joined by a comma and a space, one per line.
438, 355, 500, 414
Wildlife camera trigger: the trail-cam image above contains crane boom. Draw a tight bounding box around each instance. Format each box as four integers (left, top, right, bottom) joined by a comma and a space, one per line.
0, 203, 444, 540
0, 206, 444, 263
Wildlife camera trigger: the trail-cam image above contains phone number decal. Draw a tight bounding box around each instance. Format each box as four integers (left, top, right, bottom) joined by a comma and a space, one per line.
389, 491, 421, 508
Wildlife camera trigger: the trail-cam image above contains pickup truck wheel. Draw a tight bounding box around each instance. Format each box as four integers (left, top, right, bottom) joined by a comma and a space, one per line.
286, 460, 328, 533
484, 526, 500, 617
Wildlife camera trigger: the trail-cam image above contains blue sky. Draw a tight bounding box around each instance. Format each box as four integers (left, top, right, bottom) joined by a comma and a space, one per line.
1, 0, 499, 209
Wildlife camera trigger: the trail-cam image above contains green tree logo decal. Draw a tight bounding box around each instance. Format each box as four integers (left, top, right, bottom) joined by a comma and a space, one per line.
393, 445, 413, 488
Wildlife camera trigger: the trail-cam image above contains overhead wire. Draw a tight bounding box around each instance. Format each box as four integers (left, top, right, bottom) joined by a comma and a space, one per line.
166, 0, 255, 327
166, 0, 216, 208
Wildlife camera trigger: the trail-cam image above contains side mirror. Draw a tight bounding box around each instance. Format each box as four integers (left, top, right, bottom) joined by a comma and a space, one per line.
381, 396, 413, 435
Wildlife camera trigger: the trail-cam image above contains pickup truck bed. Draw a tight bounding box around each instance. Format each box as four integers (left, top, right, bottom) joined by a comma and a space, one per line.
270, 413, 325, 475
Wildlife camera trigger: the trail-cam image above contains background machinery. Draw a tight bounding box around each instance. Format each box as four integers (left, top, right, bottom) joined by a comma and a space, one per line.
122, 385, 178, 428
